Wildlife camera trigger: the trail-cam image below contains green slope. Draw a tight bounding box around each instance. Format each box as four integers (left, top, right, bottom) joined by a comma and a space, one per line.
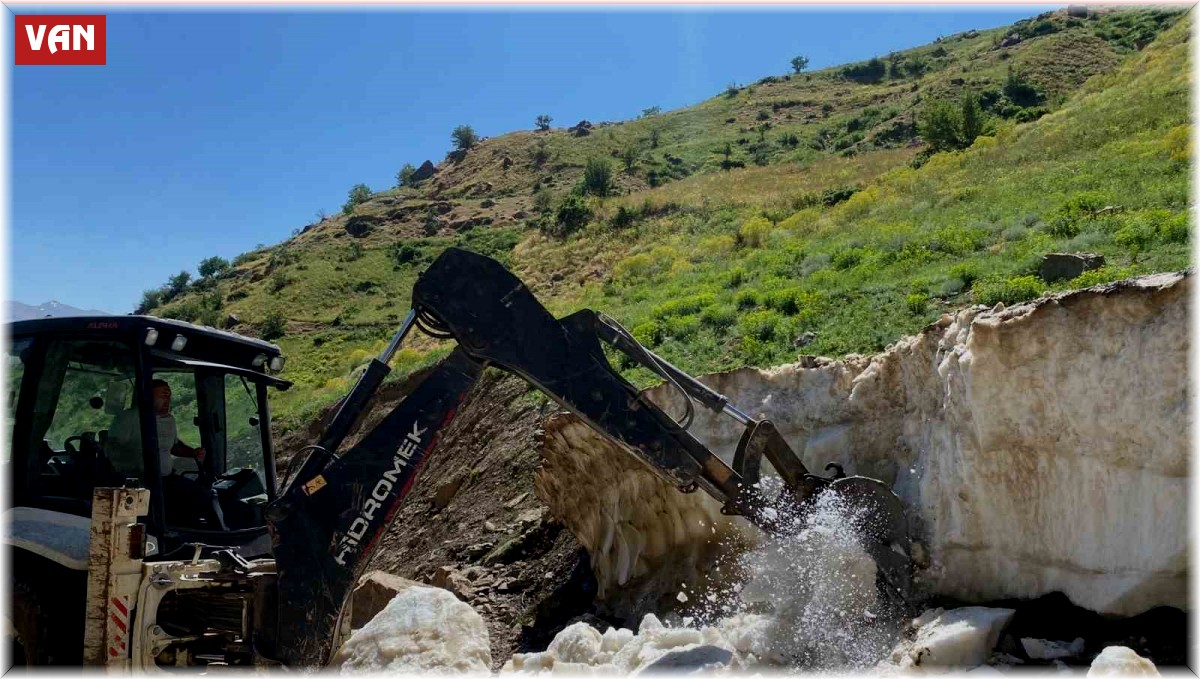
149, 7, 1190, 431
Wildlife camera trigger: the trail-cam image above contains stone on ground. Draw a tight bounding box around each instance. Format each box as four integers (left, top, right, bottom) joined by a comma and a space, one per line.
349, 570, 423, 630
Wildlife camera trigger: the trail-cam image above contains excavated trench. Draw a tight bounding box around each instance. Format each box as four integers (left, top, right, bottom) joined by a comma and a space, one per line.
338, 272, 1189, 673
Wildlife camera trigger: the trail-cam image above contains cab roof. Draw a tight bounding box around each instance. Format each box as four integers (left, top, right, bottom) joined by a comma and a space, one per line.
7, 315, 285, 379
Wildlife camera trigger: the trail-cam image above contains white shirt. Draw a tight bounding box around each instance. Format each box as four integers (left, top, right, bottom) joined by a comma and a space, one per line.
155, 414, 194, 475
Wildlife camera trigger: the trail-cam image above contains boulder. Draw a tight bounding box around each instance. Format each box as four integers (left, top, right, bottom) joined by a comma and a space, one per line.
333, 582, 491, 672
429, 565, 475, 601
999, 33, 1022, 48
410, 160, 438, 183
349, 571, 422, 629
1087, 646, 1160, 676
1039, 252, 1105, 283
643, 645, 734, 672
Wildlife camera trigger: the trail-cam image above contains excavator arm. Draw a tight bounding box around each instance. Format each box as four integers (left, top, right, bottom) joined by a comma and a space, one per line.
263, 247, 910, 666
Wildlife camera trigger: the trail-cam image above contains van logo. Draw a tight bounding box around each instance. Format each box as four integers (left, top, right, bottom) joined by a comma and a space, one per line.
15, 16, 106, 65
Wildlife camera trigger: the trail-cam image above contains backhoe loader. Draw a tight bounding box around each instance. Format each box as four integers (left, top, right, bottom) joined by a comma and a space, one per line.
3, 247, 910, 668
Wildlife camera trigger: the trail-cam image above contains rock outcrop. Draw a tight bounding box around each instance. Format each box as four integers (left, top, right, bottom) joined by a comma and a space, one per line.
536, 273, 1188, 617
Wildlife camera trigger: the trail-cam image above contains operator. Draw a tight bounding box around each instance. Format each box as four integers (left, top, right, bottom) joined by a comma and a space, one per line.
152, 379, 206, 475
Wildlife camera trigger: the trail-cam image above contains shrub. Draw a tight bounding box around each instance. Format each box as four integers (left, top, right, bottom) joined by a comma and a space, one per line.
725, 82, 739, 98
918, 95, 985, 152
396, 163, 417, 188
640, 106, 662, 118
821, 185, 859, 207
738, 217, 772, 248
546, 195, 593, 238
535, 114, 552, 131
198, 256, 230, 279
663, 314, 702, 339
700, 304, 736, 329
842, 57, 886, 83
137, 288, 164, 314
973, 275, 1046, 306
1071, 266, 1138, 287
734, 289, 760, 310
260, 310, 286, 341
620, 147, 638, 173
697, 234, 736, 258
269, 270, 288, 293
168, 271, 192, 296
391, 242, 427, 266
738, 309, 783, 341
905, 292, 929, 314
533, 187, 554, 214
342, 183, 372, 215
451, 125, 479, 152
631, 320, 663, 346
581, 158, 614, 197
1003, 66, 1042, 107
611, 205, 637, 230
762, 288, 801, 314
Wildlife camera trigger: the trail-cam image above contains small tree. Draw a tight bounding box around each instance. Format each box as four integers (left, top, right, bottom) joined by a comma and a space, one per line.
137, 288, 164, 314
396, 163, 417, 188
581, 157, 614, 197
535, 114, 553, 131
451, 125, 479, 152
197, 256, 230, 279
917, 99, 962, 153
960, 94, 984, 146
790, 55, 810, 74
649, 127, 661, 149
168, 271, 191, 296
549, 195, 593, 237
260, 310, 286, 341
640, 106, 662, 118
620, 147, 639, 174
342, 183, 372, 215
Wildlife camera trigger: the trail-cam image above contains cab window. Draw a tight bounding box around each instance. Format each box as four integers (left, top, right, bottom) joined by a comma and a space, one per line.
224, 374, 265, 487
5, 338, 32, 464
25, 339, 142, 509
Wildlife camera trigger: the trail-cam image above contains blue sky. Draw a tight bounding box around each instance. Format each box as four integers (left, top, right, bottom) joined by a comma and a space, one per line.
10, 6, 1061, 313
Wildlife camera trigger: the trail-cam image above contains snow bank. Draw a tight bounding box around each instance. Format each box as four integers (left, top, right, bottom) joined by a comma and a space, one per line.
537, 273, 1188, 617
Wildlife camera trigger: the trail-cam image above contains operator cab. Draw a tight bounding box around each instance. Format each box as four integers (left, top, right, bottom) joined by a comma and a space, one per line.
4, 315, 290, 560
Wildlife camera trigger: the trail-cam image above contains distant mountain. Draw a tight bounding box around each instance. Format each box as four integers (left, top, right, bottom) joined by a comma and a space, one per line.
6, 300, 111, 321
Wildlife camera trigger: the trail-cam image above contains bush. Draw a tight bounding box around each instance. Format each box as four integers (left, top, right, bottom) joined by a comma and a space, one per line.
700, 304, 736, 329
1071, 266, 1138, 287
269, 270, 289, 293
842, 57, 886, 83
821, 185, 859, 207
546, 195, 592, 238
137, 288, 164, 314
1003, 66, 1042, 107
396, 163, 417, 188
738, 217, 772, 248
391, 242, 427, 266
905, 292, 929, 314
168, 271, 192, 297
260, 311, 286, 341
451, 125, 479, 152
581, 158, 614, 197
725, 82, 739, 98
198, 256, 230, 279
738, 309, 783, 341
918, 95, 985, 152
973, 275, 1046, 306
734, 289, 760, 310
611, 205, 637, 230
342, 183, 372, 215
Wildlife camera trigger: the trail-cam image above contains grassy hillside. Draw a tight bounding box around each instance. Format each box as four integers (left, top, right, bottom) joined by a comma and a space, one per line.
147, 7, 1190, 432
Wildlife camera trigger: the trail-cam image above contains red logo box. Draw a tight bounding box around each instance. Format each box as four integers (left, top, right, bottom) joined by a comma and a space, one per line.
15, 15, 106, 66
